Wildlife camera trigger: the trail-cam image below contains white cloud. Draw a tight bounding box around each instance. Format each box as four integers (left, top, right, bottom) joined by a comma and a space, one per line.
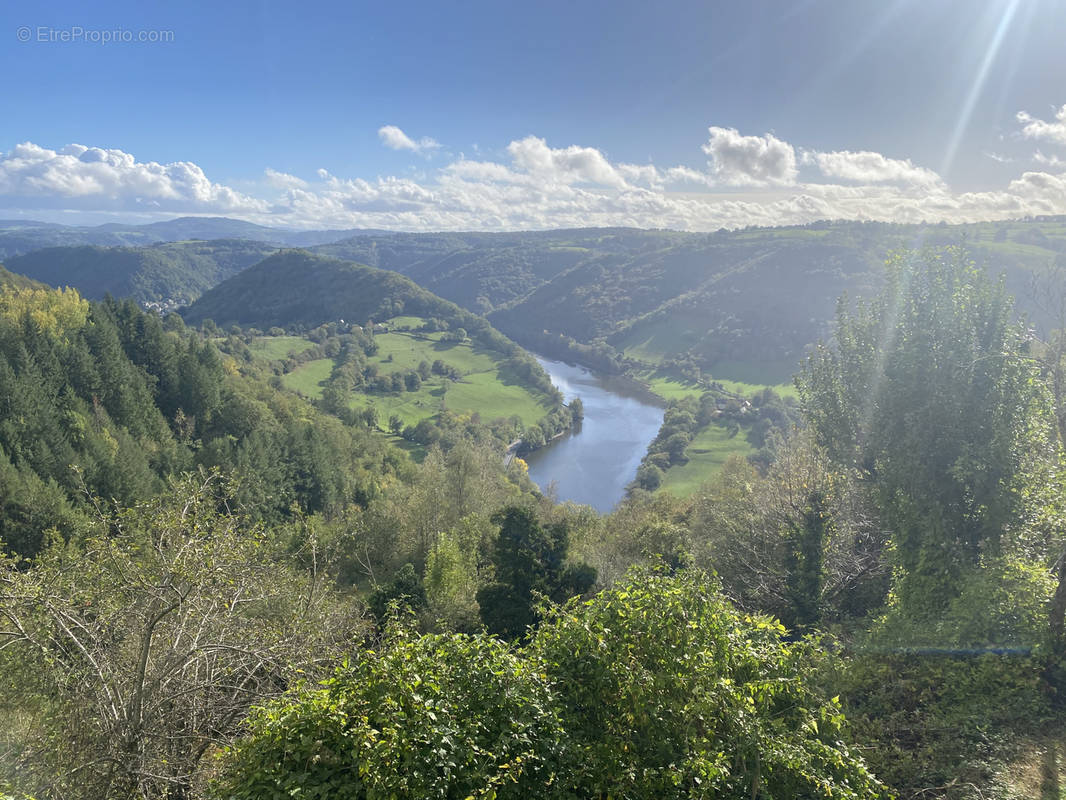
804, 149, 942, 187
0, 141, 265, 213
1017, 105, 1066, 146
663, 166, 714, 187
264, 168, 308, 190
443, 159, 524, 183
702, 127, 797, 186
616, 163, 662, 189
984, 151, 1014, 164
12, 112, 1066, 232
1033, 151, 1066, 170
377, 125, 441, 154
507, 136, 628, 188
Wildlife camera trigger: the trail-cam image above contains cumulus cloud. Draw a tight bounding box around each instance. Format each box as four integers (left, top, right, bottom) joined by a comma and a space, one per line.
804, 149, 942, 187
507, 136, 628, 188
377, 125, 441, 154
10, 115, 1066, 232
0, 142, 265, 213
616, 163, 663, 189
443, 159, 524, 183
663, 166, 714, 187
702, 127, 797, 186
1017, 105, 1066, 146
264, 168, 308, 190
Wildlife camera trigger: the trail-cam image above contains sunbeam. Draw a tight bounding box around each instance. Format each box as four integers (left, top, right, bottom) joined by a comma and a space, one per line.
940, 0, 1023, 177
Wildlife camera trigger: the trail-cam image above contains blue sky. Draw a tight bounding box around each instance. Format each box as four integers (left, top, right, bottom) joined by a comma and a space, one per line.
2, 0, 1066, 230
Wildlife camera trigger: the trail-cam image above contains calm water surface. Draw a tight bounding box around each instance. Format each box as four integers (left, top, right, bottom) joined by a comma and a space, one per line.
524, 357, 664, 513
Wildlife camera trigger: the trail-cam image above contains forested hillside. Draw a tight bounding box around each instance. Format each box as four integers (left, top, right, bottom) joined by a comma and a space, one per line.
6, 217, 1064, 393
0, 286, 417, 556
182, 249, 515, 334
0, 281, 595, 798
0, 265, 44, 291
315, 219, 1066, 386
313, 228, 684, 312
4, 239, 276, 305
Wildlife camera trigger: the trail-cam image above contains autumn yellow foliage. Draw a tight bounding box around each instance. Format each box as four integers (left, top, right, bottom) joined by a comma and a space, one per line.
0, 286, 89, 341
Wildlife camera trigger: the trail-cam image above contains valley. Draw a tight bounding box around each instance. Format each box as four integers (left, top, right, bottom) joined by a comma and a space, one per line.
1, 219, 1064, 800
4, 216, 1063, 501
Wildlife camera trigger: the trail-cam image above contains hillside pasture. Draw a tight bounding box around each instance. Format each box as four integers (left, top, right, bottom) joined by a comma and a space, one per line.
260, 319, 553, 430
249, 335, 316, 361
658, 422, 755, 496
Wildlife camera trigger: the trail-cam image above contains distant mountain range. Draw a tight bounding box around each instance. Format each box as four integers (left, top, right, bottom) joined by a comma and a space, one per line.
0, 216, 386, 259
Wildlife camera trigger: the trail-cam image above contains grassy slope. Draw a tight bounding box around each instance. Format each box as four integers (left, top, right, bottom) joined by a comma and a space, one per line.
638, 369, 798, 402
269, 320, 552, 429
658, 423, 755, 496
353, 329, 551, 426
249, 335, 315, 360
281, 358, 334, 396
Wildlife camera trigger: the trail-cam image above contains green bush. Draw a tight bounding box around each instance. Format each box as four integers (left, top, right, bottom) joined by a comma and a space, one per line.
216, 569, 886, 799
533, 568, 887, 799
213, 627, 565, 800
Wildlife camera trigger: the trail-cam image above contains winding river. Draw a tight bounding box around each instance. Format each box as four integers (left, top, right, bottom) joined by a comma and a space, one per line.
524, 357, 665, 513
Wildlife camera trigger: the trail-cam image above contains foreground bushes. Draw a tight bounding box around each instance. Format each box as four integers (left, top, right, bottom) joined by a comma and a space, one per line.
836, 650, 1049, 799
215, 569, 886, 799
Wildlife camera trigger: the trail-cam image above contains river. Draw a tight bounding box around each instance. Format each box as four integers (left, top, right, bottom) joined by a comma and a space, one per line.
524, 357, 665, 513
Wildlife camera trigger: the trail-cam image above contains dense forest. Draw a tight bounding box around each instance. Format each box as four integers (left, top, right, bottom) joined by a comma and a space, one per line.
0, 239, 1064, 799
4, 241, 277, 307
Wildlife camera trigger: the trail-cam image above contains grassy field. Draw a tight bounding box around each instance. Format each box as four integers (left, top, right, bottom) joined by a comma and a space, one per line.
658, 423, 755, 496
637, 369, 797, 403
445, 371, 547, 421
369, 331, 499, 374
281, 357, 333, 396
249, 335, 315, 360
384, 432, 427, 463
639, 373, 704, 402
382, 315, 425, 329
704, 360, 799, 398
616, 313, 799, 400
263, 319, 554, 429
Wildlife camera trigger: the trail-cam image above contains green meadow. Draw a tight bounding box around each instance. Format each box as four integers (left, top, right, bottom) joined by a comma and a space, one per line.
280, 357, 333, 396
638, 368, 797, 403
264, 319, 553, 430
658, 423, 755, 496
617, 314, 799, 401
249, 335, 316, 360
